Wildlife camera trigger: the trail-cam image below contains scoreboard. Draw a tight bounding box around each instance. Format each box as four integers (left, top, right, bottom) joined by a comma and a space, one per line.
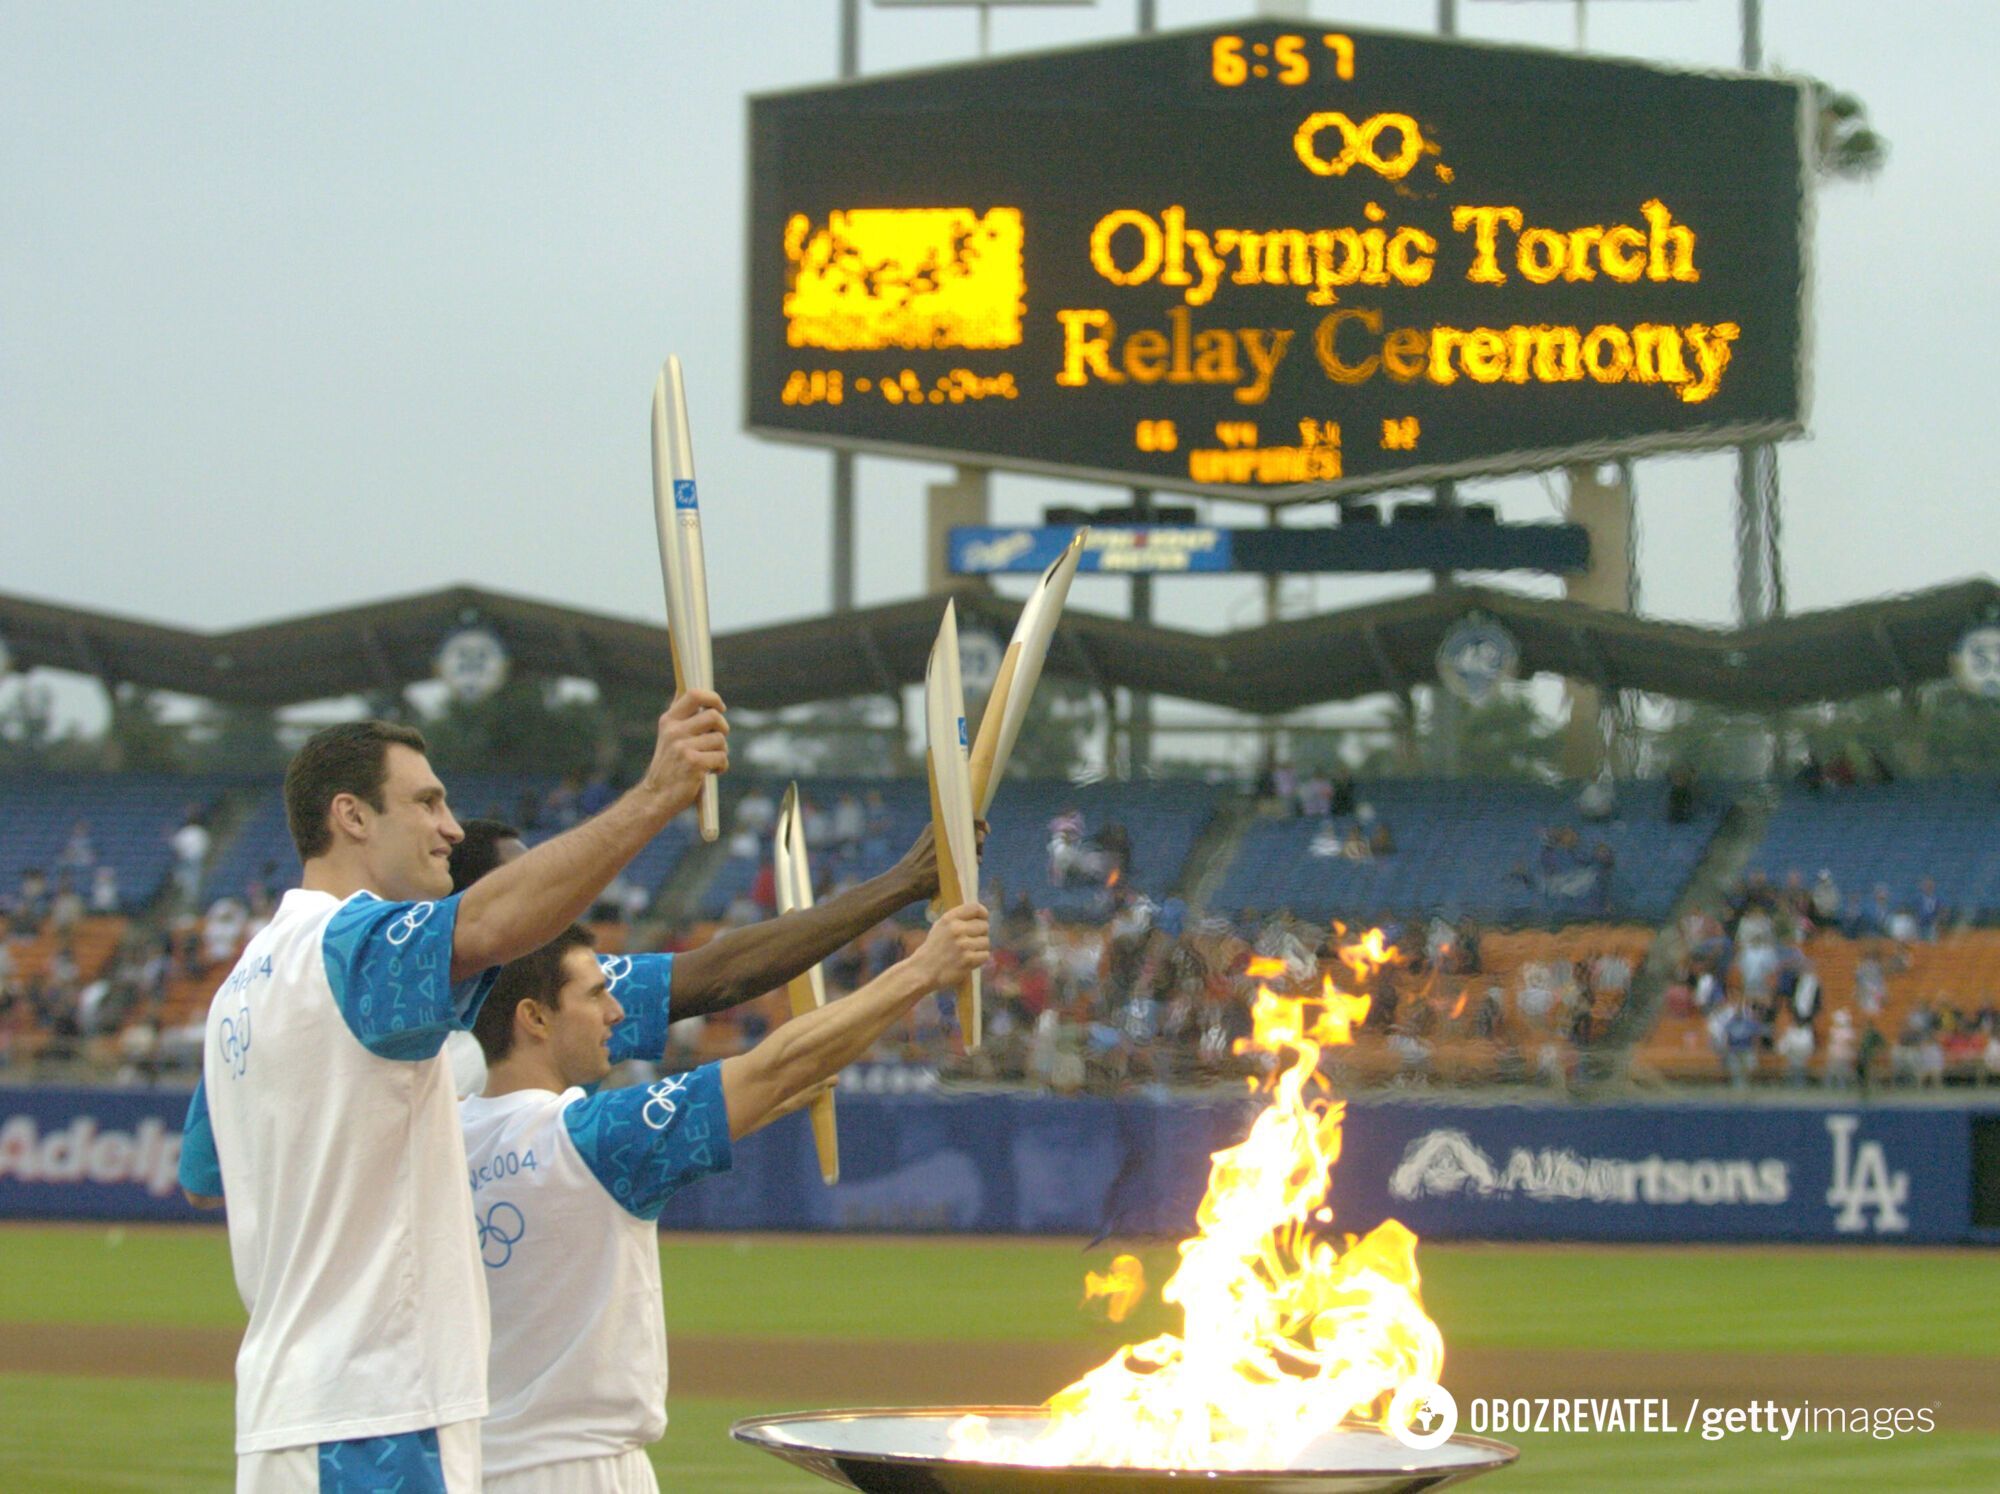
746, 21, 1809, 502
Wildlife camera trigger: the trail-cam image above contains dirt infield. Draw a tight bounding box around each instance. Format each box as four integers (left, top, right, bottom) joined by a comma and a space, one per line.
5, 1322, 1994, 1432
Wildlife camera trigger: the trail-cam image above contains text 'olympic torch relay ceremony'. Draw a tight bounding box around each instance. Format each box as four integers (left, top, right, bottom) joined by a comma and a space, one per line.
3, 8, 2000, 1494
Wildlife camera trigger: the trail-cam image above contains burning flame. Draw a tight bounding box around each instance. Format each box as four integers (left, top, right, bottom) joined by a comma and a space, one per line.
952, 931, 1444, 1470
1081, 1254, 1147, 1324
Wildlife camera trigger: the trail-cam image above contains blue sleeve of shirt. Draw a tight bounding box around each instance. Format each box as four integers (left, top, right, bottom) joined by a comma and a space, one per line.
562, 1064, 733, 1222
178, 1078, 224, 1197
602, 952, 676, 1064
321, 891, 500, 1062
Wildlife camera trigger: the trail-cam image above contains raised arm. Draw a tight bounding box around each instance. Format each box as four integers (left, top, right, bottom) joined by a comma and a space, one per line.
719, 901, 988, 1139
449, 691, 726, 981
670, 826, 946, 1019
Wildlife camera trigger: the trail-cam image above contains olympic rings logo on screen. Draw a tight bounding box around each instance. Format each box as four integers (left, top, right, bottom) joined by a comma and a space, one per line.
598, 955, 634, 994
478, 1202, 526, 1268
385, 902, 438, 947
218, 1010, 252, 1079
1292, 110, 1428, 181
642, 1076, 689, 1130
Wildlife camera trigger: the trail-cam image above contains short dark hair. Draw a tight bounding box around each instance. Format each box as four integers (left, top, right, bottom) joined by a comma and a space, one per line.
450, 819, 523, 894
472, 923, 596, 1064
283, 720, 430, 862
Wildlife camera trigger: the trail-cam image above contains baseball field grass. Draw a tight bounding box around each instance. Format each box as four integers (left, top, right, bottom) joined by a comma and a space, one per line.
2, 1226, 1996, 1491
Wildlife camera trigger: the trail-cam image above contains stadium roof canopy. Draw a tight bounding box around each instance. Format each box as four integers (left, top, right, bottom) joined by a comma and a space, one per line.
1, 579, 1994, 716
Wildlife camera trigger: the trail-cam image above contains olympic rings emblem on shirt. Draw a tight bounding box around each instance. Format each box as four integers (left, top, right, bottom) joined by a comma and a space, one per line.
218, 1010, 252, 1079
478, 1201, 526, 1268
385, 901, 438, 947
641, 1076, 689, 1130
598, 955, 634, 993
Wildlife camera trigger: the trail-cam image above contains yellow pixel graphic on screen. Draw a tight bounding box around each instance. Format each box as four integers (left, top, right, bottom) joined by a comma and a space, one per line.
783, 208, 1025, 351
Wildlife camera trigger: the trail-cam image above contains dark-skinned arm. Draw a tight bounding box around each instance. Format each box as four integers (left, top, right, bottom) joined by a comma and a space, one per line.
670, 821, 985, 1019
449, 690, 727, 981
719, 902, 989, 1139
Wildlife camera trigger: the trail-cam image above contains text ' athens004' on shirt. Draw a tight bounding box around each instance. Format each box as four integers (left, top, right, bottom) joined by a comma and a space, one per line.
460, 966, 732, 1480
177, 888, 500, 1454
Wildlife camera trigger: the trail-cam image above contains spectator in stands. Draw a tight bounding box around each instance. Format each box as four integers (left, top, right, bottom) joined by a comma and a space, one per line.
592, 868, 649, 926
1824, 1007, 1859, 1089
1782, 949, 1822, 1028
1577, 768, 1615, 822
576, 767, 616, 820
1984, 1021, 2000, 1088
1853, 950, 1888, 1018
1809, 869, 1842, 928
832, 793, 866, 853
542, 770, 584, 829
1297, 770, 1333, 820
1794, 750, 1826, 796
1517, 962, 1558, 1027
1915, 877, 1947, 941
12, 869, 48, 934
49, 876, 84, 936
1329, 767, 1358, 818
1588, 843, 1615, 915
1776, 871, 1812, 942
1893, 1006, 1931, 1087
1775, 1015, 1815, 1087
1454, 916, 1484, 976
734, 783, 777, 836
1048, 808, 1112, 888
1722, 1002, 1763, 1088
1665, 765, 1697, 823
202, 896, 248, 967
168, 810, 210, 906
1091, 819, 1134, 880
742, 857, 778, 920
1860, 883, 1895, 940
1735, 905, 1778, 1001
1590, 949, 1633, 1015
1368, 816, 1396, 858
89, 864, 120, 915
1271, 760, 1299, 811
1856, 1021, 1889, 1097
57, 819, 95, 875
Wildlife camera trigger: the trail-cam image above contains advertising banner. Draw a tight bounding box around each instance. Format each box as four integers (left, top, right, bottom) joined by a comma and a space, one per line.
0, 1086, 203, 1222
3, 1086, 1978, 1243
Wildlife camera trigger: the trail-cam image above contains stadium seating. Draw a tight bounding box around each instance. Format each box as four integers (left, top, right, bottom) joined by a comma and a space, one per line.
1746, 779, 2000, 921
698, 778, 1222, 921
1206, 778, 1725, 926
1636, 927, 2000, 1084
197, 773, 697, 907
0, 773, 223, 912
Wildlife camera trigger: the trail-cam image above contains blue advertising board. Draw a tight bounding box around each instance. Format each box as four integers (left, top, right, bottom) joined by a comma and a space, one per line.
950, 525, 1233, 576
659, 1093, 1979, 1245
0, 1085, 205, 1222
2, 1085, 1984, 1243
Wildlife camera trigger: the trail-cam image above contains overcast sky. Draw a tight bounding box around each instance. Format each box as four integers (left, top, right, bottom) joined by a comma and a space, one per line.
3, 0, 1993, 731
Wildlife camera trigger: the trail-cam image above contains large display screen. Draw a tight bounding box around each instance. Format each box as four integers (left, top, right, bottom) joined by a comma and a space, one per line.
747, 21, 1809, 501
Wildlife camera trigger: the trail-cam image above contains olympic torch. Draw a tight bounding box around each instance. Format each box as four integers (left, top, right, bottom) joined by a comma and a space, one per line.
968, 527, 1088, 815
925, 600, 982, 1050
774, 784, 839, 1185
649, 356, 720, 841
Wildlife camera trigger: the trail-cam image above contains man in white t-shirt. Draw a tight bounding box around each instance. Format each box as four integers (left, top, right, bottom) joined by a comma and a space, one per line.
461, 905, 989, 1492
177, 691, 728, 1493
